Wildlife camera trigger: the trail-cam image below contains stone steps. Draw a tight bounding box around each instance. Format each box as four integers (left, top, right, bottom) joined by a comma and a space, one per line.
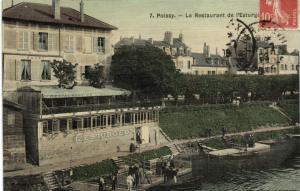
43, 172, 61, 191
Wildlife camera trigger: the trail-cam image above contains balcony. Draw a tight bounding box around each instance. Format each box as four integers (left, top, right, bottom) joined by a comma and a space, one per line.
42, 100, 162, 115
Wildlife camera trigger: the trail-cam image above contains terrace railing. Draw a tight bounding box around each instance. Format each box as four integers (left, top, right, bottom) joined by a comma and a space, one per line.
42, 100, 162, 115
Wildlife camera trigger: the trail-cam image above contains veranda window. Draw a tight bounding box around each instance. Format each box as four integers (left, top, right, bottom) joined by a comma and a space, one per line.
21, 60, 31, 80
41, 61, 51, 80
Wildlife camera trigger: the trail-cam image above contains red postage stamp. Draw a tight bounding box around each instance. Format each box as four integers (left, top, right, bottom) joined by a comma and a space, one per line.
260, 0, 298, 28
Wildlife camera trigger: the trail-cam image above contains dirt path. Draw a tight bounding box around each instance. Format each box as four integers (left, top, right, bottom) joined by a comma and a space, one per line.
169, 125, 298, 146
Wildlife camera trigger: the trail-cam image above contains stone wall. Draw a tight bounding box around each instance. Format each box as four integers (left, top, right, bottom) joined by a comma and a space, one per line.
36, 122, 160, 165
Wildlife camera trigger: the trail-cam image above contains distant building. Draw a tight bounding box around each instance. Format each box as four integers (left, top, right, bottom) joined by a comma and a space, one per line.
191, 43, 230, 75
115, 31, 193, 73
2, 0, 117, 94
3, 99, 26, 171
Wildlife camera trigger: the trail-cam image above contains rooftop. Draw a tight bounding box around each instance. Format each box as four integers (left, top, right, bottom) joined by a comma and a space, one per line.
2, 2, 117, 30
19, 85, 130, 99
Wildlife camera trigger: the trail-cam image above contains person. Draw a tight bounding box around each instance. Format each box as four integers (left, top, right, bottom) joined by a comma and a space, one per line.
207, 128, 212, 138
126, 174, 134, 191
221, 127, 226, 138
162, 160, 167, 183
134, 165, 140, 188
173, 168, 178, 183
98, 176, 105, 191
111, 173, 117, 191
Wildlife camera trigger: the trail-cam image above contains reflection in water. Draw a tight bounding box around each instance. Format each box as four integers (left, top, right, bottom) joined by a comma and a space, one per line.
199, 153, 300, 191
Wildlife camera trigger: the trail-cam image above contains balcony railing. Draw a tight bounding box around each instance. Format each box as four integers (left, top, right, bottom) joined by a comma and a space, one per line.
42, 100, 162, 115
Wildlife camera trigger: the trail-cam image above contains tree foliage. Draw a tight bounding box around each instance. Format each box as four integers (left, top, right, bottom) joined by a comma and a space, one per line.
50, 59, 78, 89
111, 45, 179, 98
84, 64, 105, 88
178, 74, 299, 104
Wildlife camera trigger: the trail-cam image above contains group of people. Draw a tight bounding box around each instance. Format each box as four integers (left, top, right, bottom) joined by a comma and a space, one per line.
127, 164, 144, 191
98, 173, 117, 191
157, 156, 178, 184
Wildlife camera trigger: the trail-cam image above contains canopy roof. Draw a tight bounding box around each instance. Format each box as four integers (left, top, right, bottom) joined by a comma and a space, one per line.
22, 85, 130, 99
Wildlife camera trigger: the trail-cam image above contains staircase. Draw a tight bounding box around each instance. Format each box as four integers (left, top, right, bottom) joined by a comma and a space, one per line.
159, 128, 172, 142
43, 172, 61, 191
168, 143, 182, 156
270, 105, 292, 121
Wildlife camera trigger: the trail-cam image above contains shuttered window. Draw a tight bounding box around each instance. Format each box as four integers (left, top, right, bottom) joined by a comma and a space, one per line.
93, 37, 105, 53
64, 34, 74, 52
17, 31, 29, 50
39, 32, 48, 51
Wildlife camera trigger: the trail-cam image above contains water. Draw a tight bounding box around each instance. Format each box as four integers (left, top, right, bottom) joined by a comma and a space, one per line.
198, 152, 300, 191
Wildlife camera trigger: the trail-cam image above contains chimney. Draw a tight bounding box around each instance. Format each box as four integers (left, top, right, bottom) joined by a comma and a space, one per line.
52, 0, 61, 20
11, 0, 14, 6
80, 0, 84, 22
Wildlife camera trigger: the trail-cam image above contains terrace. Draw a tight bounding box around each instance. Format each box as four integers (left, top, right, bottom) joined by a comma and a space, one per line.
19, 85, 161, 115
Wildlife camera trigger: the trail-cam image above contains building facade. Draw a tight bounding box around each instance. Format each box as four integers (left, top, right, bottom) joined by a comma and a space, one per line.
191, 43, 230, 75
2, 0, 116, 94
17, 86, 162, 165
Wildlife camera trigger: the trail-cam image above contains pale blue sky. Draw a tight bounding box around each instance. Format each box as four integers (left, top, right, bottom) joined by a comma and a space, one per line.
2, 0, 299, 53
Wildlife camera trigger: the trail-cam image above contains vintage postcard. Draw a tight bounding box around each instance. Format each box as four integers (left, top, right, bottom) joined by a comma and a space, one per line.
1, 0, 300, 190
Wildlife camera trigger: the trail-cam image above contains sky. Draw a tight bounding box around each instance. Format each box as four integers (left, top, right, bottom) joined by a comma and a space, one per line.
2, 0, 300, 53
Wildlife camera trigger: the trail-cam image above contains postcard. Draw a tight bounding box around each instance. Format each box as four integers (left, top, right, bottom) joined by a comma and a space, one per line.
2, 0, 300, 190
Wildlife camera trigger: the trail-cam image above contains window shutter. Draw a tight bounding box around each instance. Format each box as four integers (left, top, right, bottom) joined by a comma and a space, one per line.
76, 65, 81, 80
24, 31, 29, 50
64, 34, 69, 52
15, 60, 22, 81
17, 31, 23, 50
31, 60, 40, 81
104, 37, 109, 53
53, 33, 59, 52
76, 35, 83, 52
33, 32, 39, 50
81, 66, 85, 80
93, 37, 98, 52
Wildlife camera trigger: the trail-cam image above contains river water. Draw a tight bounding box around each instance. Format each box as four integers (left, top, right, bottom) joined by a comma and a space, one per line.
199, 151, 300, 191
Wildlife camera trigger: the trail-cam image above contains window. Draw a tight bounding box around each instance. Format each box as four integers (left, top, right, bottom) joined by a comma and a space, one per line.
21, 60, 31, 80
208, 71, 211, 75
292, 65, 294, 70
285, 64, 287, 70
18, 31, 29, 50
187, 61, 191, 69
60, 119, 68, 132
95, 37, 105, 52
195, 71, 199, 75
41, 61, 51, 80
212, 71, 216, 75
281, 64, 284, 70
64, 35, 74, 52
7, 113, 15, 125
83, 117, 91, 129
39, 32, 48, 50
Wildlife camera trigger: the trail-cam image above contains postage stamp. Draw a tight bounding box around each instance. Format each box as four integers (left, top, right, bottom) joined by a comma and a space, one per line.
260, 0, 298, 28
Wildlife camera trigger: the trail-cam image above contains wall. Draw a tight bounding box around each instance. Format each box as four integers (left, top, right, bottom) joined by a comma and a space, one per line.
3, 21, 113, 91
191, 66, 229, 75
36, 122, 160, 165
174, 56, 193, 74
3, 106, 26, 170
278, 55, 299, 75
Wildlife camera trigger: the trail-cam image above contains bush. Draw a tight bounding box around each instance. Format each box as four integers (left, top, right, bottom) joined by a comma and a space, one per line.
71, 160, 118, 181
121, 146, 172, 165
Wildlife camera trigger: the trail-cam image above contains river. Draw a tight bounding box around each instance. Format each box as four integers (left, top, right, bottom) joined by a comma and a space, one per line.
199, 151, 300, 191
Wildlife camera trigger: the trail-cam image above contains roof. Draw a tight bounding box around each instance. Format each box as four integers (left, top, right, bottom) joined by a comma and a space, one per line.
2, 2, 117, 30
3, 99, 25, 110
114, 38, 151, 48
192, 52, 229, 67
19, 85, 131, 99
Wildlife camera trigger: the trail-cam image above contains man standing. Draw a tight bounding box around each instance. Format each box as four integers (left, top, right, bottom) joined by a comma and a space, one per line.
126, 174, 134, 191
98, 176, 105, 191
111, 173, 117, 191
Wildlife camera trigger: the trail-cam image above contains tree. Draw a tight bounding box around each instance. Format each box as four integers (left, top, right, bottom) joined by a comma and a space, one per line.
84, 64, 105, 88
50, 59, 78, 89
111, 45, 178, 99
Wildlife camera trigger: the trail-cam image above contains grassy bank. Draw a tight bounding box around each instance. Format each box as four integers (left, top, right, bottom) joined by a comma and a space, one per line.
71, 159, 118, 181
160, 102, 291, 140
205, 128, 298, 150
120, 146, 172, 166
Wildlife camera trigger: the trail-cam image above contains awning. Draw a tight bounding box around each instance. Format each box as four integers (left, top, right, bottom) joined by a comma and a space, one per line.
28, 85, 131, 99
